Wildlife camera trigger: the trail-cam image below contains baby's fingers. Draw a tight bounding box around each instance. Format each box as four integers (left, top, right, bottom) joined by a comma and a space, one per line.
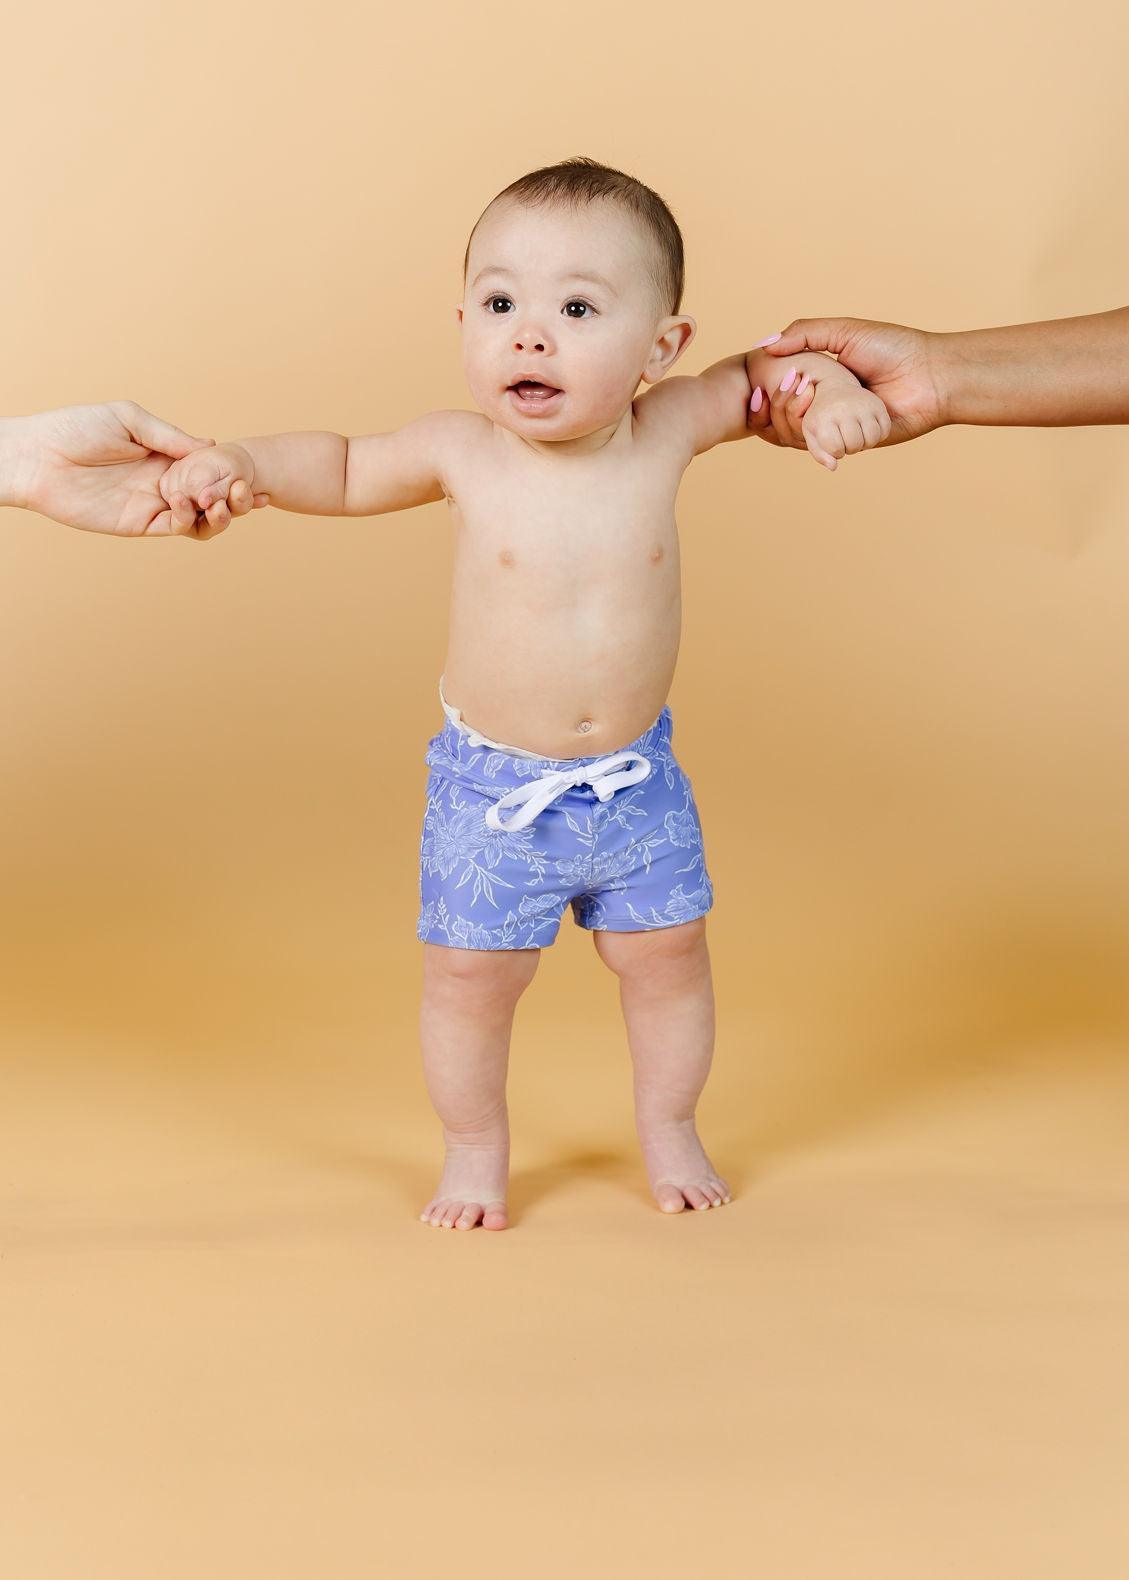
862, 412, 886, 449
839, 418, 867, 456
194, 479, 235, 531
168, 490, 228, 538
228, 478, 255, 517
169, 491, 198, 533
228, 481, 271, 514
805, 438, 838, 471
803, 417, 845, 472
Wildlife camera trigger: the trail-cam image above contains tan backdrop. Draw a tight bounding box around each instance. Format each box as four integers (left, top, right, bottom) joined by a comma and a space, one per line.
2, 1, 1127, 1576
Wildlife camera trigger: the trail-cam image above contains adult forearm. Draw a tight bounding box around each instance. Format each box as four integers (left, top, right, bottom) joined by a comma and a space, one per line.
233, 431, 349, 515
934, 307, 1129, 427
0, 416, 33, 508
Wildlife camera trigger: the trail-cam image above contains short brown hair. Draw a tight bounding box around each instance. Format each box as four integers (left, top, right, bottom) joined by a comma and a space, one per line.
463, 155, 685, 317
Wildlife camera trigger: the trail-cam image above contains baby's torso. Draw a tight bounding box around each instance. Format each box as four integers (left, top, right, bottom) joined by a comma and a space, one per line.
439, 402, 689, 758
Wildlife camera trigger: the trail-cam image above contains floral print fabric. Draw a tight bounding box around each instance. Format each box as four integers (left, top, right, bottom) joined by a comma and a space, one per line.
417, 703, 714, 950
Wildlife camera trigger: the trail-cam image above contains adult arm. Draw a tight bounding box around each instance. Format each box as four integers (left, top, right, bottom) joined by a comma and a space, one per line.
932, 308, 1129, 426
0, 416, 30, 506
0, 402, 265, 536
759, 307, 1129, 444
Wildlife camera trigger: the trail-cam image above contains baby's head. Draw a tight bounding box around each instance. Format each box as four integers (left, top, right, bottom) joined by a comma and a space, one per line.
458, 156, 697, 447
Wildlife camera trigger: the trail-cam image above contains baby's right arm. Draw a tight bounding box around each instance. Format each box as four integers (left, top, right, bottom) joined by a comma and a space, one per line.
161, 411, 467, 530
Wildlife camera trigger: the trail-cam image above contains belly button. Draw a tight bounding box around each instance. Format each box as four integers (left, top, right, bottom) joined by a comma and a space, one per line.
577, 718, 593, 734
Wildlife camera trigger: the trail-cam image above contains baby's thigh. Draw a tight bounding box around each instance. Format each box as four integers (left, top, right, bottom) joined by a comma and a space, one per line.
422, 940, 541, 1008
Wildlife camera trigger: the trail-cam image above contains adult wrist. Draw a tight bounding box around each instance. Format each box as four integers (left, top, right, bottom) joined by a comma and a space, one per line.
921, 330, 958, 430
0, 416, 30, 508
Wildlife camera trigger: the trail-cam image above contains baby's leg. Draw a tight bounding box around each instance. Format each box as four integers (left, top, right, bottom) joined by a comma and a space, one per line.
418, 942, 540, 1231
593, 917, 731, 1214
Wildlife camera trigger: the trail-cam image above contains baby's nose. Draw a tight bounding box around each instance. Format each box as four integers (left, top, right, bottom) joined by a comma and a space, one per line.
514, 336, 547, 352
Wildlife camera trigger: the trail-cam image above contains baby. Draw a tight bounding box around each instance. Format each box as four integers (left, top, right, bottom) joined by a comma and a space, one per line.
158, 157, 891, 1232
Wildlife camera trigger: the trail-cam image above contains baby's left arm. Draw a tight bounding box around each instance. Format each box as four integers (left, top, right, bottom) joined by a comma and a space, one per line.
643, 345, 891, 471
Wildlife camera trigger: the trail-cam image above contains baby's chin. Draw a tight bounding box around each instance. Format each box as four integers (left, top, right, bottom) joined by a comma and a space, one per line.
484, 393, 630, 443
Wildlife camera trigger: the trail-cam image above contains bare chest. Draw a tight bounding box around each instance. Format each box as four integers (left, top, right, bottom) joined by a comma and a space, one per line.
445, 460, 680, 597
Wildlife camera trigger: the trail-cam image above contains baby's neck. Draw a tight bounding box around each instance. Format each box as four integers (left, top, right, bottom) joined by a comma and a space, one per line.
500, 403, 634, 460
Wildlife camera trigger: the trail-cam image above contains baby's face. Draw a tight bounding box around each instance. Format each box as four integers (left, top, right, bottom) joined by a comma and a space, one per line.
458, 199, 692, 444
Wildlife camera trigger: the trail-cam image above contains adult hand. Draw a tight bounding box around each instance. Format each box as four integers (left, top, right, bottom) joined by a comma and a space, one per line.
759, 319, 945, 448
4, 401, 268, 538
745, 372, 818, 452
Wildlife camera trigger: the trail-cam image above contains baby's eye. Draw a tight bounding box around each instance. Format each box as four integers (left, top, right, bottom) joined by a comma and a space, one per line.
483, 295, 595, 318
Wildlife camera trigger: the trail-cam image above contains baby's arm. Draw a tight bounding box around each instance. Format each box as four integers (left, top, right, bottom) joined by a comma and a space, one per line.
641, 346, 890, 471
160, 411, 470, 530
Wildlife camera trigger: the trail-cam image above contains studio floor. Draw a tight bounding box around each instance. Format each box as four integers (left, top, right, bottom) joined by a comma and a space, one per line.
4, 1011, 1127, 1579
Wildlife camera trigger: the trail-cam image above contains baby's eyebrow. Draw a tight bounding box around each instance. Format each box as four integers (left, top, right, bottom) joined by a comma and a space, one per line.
470, 266, 617, 297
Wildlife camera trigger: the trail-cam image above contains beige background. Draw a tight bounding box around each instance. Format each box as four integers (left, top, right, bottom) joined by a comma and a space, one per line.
2, 0, 1128, 1575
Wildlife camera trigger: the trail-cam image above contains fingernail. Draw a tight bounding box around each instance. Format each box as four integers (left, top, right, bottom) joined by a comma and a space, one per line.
796, 374, 810, 395
751, 332, 783, 348
750, 386, 763, 412
780, 368, 797, 392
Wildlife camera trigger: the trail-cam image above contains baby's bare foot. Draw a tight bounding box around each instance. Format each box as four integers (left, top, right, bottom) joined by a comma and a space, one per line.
635, 1116, 732, 1214
420, 1139, 510, 1231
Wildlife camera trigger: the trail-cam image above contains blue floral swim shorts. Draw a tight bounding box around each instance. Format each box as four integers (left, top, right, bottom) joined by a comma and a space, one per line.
417, 683, 715, 950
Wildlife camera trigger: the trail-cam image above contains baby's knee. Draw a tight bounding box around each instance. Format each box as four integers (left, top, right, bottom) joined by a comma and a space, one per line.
594, 916, 709, 981
422, 940, 540, 1003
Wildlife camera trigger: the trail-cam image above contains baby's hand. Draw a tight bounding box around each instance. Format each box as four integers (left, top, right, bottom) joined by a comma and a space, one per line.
158, 442, 268, 539
798, 368, 892, 472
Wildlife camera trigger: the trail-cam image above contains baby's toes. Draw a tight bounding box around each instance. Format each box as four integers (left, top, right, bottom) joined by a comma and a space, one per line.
655, 1181, 688, 1213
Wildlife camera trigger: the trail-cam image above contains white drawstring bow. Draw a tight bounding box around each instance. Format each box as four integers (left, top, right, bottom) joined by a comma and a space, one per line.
484, 752, 653, 833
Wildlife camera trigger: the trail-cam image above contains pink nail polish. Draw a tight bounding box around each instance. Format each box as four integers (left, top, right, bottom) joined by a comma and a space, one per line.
751, 331, 783, 348
751, 386, 763, 412
797, 374, 811, 395
780, 368, 797, 393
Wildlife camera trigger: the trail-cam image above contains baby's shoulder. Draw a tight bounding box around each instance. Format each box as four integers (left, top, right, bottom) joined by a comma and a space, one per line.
630, 380, 703, 465
418, 408, 492, 454
404, 409, 492, 498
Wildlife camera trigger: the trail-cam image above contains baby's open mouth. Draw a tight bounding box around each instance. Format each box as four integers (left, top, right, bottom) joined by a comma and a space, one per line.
507, 379, 563, 409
